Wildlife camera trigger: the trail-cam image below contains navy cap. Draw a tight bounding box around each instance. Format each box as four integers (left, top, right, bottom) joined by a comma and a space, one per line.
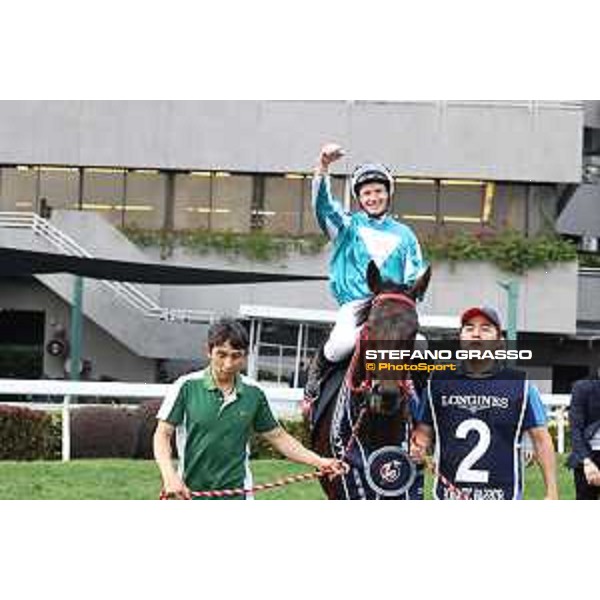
460, 306, 502, 331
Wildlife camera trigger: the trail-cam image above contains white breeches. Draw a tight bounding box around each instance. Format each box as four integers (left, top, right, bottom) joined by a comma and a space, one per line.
323, 299, 371, 362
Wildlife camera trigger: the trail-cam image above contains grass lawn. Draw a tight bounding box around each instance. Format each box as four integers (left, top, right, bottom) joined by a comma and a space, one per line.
0, 458, 575, 500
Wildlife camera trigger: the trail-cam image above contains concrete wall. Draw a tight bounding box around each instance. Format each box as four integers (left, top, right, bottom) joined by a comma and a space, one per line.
0, 100, 584, 182
526, 366, 553, 395
50, 210, 161, 301
421, 261, 578, 335
151, 247, 579, 335
0, 279, 156, 381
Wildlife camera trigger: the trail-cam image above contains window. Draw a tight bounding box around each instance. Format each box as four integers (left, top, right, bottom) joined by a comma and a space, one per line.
439, 180, 485, 230
122, 170, 165, 229
391, 178, 498, 237
392, 179, 438, 238
212, 173, 252, 232
174, 172, 211, 230
0, 167, 36, 211
0, 166, 79, 213
82, 168, 126, 227
262, 175, 303, 234
173, 172, 253, 232
38, 167, 79, 209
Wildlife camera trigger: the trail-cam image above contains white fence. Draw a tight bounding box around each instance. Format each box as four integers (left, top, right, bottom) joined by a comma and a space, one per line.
0, 379, 572, 460
0, 379, 304, 461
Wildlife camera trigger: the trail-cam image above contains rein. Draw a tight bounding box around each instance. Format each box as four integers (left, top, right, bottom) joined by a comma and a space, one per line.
160, 400, 369, 500
159, 470, 327, 500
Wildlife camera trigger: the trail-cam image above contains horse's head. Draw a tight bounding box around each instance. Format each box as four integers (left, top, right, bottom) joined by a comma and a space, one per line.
364, 260, 430, 340
352, 261, 431, 417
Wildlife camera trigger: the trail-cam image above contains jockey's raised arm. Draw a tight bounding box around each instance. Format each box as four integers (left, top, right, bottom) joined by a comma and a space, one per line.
312, 143, 349, 241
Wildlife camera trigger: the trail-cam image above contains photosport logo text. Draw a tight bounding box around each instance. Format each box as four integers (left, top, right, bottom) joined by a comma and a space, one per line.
359, 343, 535, 380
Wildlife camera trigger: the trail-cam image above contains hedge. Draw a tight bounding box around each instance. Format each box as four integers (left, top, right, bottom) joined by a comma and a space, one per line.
133, 399, 178, 459
0, 401, 309, 461
0, 404, 54, 460
70, 406, 140, 459
47, 413, 63, 460
250, 418, 310, 459
0, 401, 574, 464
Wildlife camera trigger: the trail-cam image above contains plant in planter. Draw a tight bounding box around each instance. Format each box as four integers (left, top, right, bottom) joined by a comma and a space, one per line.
121, 226, 329, 262
423, 229, 577, 274
122, 226, 577, 274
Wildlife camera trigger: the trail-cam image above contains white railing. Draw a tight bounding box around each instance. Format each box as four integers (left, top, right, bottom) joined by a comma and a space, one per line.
0, 379, 573, 462
0, 211, 214, 323
0, 379, 304, 461
541, 394, 570, 454
253, 341, 318, 384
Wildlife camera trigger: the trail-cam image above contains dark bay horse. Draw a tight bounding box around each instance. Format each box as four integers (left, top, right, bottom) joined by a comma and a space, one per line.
311, 261, 431, 499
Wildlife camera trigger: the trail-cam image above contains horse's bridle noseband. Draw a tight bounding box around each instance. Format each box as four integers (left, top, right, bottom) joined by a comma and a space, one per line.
371, 291, 416, 310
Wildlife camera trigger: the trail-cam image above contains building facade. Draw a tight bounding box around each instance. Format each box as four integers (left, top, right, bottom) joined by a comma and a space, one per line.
0, 100, 597, 391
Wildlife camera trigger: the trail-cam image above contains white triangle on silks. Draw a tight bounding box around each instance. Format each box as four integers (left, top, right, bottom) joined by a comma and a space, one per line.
357, 226, 400, 268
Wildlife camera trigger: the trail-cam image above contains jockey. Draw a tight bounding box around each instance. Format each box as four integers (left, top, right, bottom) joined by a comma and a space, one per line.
304, 143, 428, 403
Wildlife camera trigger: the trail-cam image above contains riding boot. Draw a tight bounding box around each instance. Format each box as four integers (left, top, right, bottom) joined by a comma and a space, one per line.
303, 346, 335, 406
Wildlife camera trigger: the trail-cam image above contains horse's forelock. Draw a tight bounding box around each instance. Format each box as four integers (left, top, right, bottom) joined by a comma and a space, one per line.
367, 294, 418, 341
347, 293, 417, 392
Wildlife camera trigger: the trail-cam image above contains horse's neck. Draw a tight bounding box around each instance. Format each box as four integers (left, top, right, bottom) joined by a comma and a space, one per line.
366, 409, 412, 448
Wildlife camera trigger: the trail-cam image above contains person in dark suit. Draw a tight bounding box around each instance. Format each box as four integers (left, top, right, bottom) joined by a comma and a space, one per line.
568, 378, 600, 499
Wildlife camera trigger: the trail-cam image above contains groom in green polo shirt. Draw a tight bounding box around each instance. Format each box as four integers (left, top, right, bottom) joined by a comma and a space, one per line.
154, 318, 347, 499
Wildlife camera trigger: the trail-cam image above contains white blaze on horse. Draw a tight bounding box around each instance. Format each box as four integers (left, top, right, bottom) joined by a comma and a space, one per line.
309, 261, 431, 500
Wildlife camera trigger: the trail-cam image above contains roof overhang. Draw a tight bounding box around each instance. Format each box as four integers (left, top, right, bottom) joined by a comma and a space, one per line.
239, 304, 460, 330
0, 247, 327, 285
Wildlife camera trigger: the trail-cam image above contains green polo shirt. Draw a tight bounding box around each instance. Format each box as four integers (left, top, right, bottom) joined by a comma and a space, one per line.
157, 369, 279, 497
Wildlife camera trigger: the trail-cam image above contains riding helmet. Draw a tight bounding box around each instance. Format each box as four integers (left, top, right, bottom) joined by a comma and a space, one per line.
351, 163, 394, 200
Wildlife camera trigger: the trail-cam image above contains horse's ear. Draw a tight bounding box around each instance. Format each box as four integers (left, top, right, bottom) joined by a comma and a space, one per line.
367, 261, 383, 294
409, 264, 432, 301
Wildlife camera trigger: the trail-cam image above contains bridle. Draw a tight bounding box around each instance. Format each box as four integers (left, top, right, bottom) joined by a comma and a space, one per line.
346, 290, 417, 398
